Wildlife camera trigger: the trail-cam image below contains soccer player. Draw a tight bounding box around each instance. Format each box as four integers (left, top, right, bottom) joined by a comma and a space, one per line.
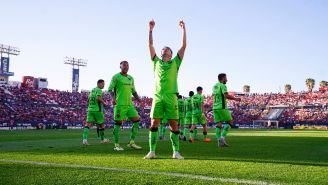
177, 95, 186, 141
83, 79, 109, 145
108, 61, 143, 151
213, 73, 241, 147
144, 19, 186, 160
184, 91, 194, 140
189, 86, 211, 143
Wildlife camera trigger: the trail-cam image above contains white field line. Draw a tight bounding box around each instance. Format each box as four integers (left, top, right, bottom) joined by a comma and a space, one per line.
0, 159, 278, 185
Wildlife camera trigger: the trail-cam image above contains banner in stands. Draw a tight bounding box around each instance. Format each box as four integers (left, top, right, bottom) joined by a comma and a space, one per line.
72, 68, 79, 92
22, 76, 35, 87
0, 57, 13, 76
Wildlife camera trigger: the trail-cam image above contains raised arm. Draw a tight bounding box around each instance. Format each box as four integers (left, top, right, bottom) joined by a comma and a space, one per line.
177, 20, 186, 60
149, 20, 156, 59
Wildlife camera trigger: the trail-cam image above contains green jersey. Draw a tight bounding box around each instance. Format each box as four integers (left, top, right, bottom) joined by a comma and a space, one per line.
88, 87, 103, 112
178, 99, 185, 118
108, 73, 136, 106
191, 93, 204, 115
213, 82, 228, 110
152, 55, 182, 94
185, 97, 193, 117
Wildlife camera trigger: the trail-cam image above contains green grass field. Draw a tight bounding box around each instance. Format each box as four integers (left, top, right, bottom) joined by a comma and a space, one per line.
0, 128, 327, 185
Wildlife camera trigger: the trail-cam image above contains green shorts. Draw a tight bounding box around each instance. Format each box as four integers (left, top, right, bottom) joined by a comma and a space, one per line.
114, 105, 139, 121
151, 93, 178, 120
213, 109, 232, 123
184, 116, 192, 125
192, 114, 207, 125
86, 111, 104, 124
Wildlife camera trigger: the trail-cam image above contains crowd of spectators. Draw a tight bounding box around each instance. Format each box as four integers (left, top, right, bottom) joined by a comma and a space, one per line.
0, 85, 327, 128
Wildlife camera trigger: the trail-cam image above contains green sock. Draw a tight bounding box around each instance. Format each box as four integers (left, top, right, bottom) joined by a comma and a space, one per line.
203, 131, 208, 139
222, 124, 231, 137
170, 131, 180, 152
215, 126, 222, 139
99, 128, 105, 140
194, 128, 198, 138
130, 122, 139, 144
183, 128, 188, 137
113, 124, 121, 144
149, 128, 158, 152
82, 126, 89, 140
159, 124, 164, 137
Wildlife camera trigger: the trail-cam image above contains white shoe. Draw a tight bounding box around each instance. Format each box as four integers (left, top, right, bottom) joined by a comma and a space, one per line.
219, 138, 229, 147
100, 138, 109, 144
143, 151, 156, 159
113, 145, 124, 151
83, 139, 89, 145
172, 152, 184, 160
127, 143, 142, 150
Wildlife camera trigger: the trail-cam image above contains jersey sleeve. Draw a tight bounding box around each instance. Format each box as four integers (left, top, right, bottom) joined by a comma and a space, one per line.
108, 75, 118, 92
221, 84, 228, 94
131, 76, 137, 94
172, 54, 182, 69
96, 88, 102, 97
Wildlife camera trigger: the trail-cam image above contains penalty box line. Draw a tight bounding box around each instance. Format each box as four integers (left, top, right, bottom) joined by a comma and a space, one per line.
0, 159, 278, 185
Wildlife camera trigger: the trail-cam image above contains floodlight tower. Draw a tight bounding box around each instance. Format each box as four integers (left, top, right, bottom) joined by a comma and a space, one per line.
64, 57, 87, 92
0, 44, 20, 83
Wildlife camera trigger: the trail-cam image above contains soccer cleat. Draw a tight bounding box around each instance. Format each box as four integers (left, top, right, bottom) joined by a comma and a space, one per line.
159, 135, 163, 140
113, 145, 124, 151
127, 143, 142, 150
172, 152, 184, 160
203, 138, 211, 143
100, 138, 109, 144
143, 151, 156, 159
219, 138, 229, 147
83, 139, 89, 145
183, 136, 187, 141
189, 138, 194, 143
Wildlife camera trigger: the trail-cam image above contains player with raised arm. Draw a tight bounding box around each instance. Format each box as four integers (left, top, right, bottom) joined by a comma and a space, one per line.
144, 19, 186, 160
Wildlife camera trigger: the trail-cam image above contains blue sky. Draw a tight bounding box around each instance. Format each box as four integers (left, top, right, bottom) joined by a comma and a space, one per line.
1, 0, 327, 96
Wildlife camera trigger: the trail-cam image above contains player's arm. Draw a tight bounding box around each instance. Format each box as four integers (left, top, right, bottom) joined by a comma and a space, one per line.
177, 20, 186, 60
108, 76, 117, 105
149, 20, 156, 60
224, 93, 241, 101
97, 95, 106, 106
132, 92, 141, 103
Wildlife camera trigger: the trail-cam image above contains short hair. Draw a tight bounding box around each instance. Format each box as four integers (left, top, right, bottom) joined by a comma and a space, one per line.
97, 79, 104, 84
161, 46, 173, 55
189, 91, 194, 97
196, 86, 203, 91
120, 61, 128, 65
218, 73, 226, 81
178, 95, 182, 99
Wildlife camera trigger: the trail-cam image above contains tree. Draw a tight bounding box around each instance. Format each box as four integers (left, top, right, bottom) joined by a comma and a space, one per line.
305, 78, 315, 92
243, 85, 250, 93
284, 84, 291, 93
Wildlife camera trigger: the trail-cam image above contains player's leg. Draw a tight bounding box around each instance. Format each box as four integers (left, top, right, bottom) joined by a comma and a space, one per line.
180, 118, 187, 141
144, 95, 163, 159
127, 106, 142, 149
83, 111, 95, 145
95, 112, 108, 144
214, 109, 223, 147
201, 115, 211, 142
113, 106, 127, 151
219, 110, 233, 147
166, 94, 184, 160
